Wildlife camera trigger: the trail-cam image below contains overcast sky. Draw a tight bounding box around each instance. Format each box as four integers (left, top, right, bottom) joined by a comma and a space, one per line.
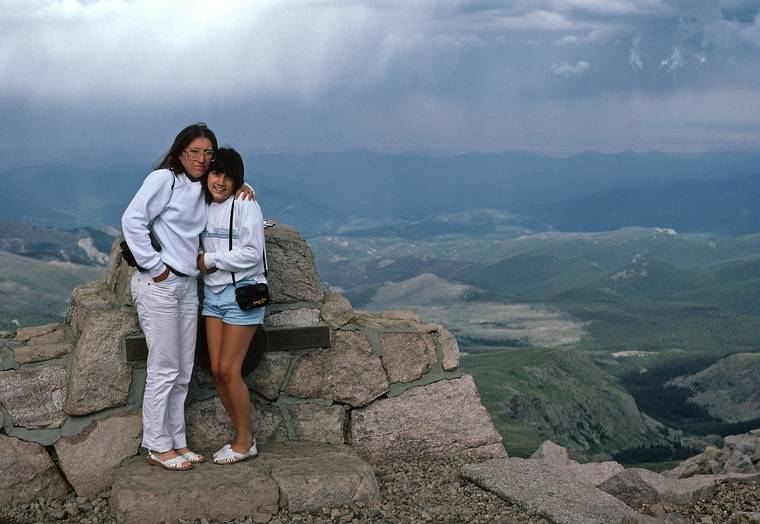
2, 0, 760, 162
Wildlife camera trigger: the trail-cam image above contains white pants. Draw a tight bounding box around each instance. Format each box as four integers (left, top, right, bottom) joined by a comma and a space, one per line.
131, 272, 198, 452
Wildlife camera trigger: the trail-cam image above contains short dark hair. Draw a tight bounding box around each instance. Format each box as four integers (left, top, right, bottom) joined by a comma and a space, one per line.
155, 122, 218, 175
203, 147, 245, 203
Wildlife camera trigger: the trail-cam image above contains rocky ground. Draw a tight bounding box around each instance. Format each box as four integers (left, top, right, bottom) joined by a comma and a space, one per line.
0, 457, 757, 524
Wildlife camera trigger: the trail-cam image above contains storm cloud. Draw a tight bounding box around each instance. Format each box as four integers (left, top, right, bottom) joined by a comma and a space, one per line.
1, 0, 760, 159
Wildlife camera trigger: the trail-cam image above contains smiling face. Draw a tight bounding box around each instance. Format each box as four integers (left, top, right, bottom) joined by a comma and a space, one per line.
179, 137, 214, 179
207, 171, 235, 203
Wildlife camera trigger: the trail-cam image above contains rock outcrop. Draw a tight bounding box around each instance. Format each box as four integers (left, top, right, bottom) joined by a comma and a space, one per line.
461, 440, 760, 523
665, 430, 760, 478
500, 347, 680, 460
669, 352, 760, 423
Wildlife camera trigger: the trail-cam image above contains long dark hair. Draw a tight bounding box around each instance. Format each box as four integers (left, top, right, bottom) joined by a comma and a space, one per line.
155, 122, 218, 175
203, 147, 245, 204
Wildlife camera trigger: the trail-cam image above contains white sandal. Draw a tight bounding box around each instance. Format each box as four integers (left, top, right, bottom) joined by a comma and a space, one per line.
180, 450, 206, 463
147, 451, 192, 471
213, 440, 258, 465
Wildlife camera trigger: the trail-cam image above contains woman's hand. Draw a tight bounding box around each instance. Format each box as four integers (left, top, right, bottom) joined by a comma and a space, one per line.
153, 267, 170, 283
235, 184, 256, 201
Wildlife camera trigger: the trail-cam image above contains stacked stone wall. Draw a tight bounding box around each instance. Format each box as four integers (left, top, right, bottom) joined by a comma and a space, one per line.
0, 223, 504, 505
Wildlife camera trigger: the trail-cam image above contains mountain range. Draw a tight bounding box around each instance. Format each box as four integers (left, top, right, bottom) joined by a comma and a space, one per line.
3, 150, 760, 234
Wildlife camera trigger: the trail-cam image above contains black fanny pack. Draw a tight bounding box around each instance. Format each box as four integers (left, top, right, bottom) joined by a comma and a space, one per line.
234, 282, 270, 309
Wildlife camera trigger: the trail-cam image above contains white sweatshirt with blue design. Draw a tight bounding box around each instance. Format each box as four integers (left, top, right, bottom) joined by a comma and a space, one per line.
201, 196, 267, 293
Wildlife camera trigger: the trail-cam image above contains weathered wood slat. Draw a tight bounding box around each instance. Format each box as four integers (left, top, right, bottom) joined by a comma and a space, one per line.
124, 325, 330, 362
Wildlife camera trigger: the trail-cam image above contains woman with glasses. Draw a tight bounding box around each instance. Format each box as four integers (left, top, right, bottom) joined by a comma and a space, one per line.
121, 123, 252, 471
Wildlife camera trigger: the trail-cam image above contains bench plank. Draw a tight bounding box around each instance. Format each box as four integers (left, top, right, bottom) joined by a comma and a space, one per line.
124, 325, 330, 361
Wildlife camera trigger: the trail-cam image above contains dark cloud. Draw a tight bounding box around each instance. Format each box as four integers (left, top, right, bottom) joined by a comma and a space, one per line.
0, 0, 759, 158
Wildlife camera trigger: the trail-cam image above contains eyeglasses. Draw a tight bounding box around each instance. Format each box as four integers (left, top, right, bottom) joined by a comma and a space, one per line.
184, 148, 215, 161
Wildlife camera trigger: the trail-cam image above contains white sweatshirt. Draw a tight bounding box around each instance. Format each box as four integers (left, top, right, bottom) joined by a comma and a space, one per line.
201, 196, 267, 293
121, 169, 205, 278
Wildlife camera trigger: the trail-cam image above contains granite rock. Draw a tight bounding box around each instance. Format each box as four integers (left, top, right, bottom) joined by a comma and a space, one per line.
0, 362, 68, 428
259, 442, 380, 512
286, 330, 389, 407
247, 351, 291, 400
105, 236, 136, 307
286, 402, 346, 444
185, 395, 287, 451
110, 456, 279, 524
0, 434, 69, 506
462, 457, 634, 524
566, 461, 625, 487
54, 410, 142, 497
65, 309, 138, 416
320, 292, 354, 329
351, 375, 505, 462
13, 342, 72, 364
265, 308, 321, 327
66, 281, 113, 336
379, 332, 437, 383
265, 224, 324, 303
436, 325, 460, 371
14, 322, 61, 342
530, 440, 578, 467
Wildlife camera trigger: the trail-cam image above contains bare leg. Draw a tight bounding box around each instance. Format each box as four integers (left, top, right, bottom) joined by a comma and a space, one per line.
206, 316, 238, 432
218, 323, 257, 453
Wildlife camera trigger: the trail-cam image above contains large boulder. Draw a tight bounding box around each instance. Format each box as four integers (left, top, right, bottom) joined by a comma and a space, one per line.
598, 469, 662, 509
104, 236, 135, 307
65, 309, 138, 416
566, 461, 625, 487
13, 324, 72, 364
320, 292, 355, 329
265, 224, 324, 303
0, 362, 68, 428
66, 281, 113, 336
351, 375, 506, 463
110, 456, 279, 524
54, 410, 142, 497
0, 434, 69, 506
599, 468, 736, 507
286, 330, 389, 407
462, 457, 635, 524
379, 332, 437, 383
259, 442, 380, 512
247, 351, 291, 401
530, 440, 578, 467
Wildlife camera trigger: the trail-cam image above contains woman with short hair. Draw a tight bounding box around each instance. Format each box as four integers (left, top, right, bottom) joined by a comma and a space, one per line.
198, 147, 266, 465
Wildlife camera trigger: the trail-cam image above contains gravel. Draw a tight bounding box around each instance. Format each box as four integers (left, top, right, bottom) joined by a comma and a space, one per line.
1, 459, 757, 524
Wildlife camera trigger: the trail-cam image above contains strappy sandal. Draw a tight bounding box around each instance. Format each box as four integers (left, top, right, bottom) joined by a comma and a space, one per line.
146, 451, 192, 471
213, 440, 258, 465
179, 450, 206, 463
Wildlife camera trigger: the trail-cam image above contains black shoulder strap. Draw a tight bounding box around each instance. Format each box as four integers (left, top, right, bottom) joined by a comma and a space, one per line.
228, 199, 268, 285
229, 199, 236, 286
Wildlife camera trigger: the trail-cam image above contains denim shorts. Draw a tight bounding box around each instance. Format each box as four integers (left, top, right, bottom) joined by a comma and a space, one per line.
201, 281, 265, 325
